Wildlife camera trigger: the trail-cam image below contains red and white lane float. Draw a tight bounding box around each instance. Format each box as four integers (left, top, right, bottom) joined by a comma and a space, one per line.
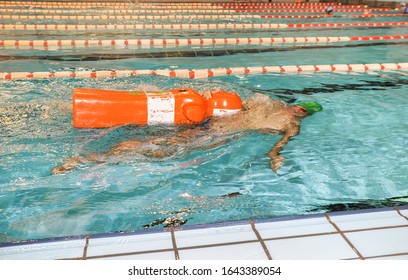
2, 34, 406, 50
0, 7, 392, 14
72, 88, 242, 128
0, 1, 339, 8
0, 1, 339, 7
2, 21, 407, 31
2, 63, 408, 81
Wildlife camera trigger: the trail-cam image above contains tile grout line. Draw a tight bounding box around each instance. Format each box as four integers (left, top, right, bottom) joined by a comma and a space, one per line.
177, 239, 259, 251
166, 224, 408, 251
82, 235, 90, 260
249, 220, 272, 260
56, 216, 408, 260
365, 251, 408, 259
342, 224, 408, 233
324, 213, 365, 260
170, 227, 180, 260
76, 248, 175, 260
59, 224, 408, 260
395, 208, 408, 221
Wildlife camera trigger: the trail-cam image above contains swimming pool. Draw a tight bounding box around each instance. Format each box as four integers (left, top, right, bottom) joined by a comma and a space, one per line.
0, 1, 407, 242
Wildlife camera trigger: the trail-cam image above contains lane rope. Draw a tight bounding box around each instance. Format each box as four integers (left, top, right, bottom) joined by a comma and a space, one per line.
234, 8, 391, 12
0, 14, 263, 20
0, 7, 392, 14
2, 63, 407, 80
1, 13, 402, 20
2, 21, 407, 31
1, 35, 406, 50
0, 2, 346, 8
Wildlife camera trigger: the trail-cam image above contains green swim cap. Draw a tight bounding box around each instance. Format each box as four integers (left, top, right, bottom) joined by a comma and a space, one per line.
298, 102, 323, 114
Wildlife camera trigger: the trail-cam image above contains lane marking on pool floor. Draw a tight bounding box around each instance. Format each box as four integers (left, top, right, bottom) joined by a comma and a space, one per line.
1, 35, 406, 50
1, 21, 407, 31
1, 63, 407, 80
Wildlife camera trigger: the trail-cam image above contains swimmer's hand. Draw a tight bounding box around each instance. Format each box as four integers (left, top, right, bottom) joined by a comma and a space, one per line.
199, 88, 220, 100
267, 129, 299, 173
270, 155, 285, 173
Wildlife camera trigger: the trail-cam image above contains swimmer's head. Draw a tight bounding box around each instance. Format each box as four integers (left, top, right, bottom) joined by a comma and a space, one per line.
297, 102, 323, 115
400, 2, 406, 7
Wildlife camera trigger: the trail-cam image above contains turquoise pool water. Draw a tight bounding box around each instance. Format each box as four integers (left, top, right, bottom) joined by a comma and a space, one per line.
0, 5, 408, 242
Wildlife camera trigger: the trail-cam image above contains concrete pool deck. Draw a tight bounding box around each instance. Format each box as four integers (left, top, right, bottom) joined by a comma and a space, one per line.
1, 206, 407, 260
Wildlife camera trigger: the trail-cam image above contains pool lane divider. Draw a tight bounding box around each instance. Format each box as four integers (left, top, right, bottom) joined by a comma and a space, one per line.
0, 14, 334, 20
216, 3, 349, 7
2, 35, 406, 49
234, 8, 391, 12
2, 21, 407, 31
0, 7, 391, 14
2, 9, 243, 14
0, 2, 353, 8
0, 5, 347, 10
0, 5, 359, 10
264, 14, 405, 19
0, 4, 369, 11
0, 14, 264, 20
220, 4, 364, 8
2, 63, 407, 80
1, 1, 338, 4
2, 13, 403, 21
0, 1, 365, 9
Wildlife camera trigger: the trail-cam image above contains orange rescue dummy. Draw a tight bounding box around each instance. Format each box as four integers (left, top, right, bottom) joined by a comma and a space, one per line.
73, 88, 242, 128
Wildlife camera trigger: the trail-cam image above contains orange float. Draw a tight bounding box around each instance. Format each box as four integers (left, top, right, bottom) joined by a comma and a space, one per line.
73, 88, 242, 128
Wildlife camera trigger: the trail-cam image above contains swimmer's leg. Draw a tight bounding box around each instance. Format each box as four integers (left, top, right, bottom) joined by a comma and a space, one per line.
52, 137, 180, 175
109, 140, 145, 156
109, 139, 179, 159
51, 154, 106, 175
52, 157, 84, 174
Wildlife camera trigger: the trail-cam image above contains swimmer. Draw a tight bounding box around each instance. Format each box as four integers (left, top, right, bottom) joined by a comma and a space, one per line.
399, 2, 407, 12
51, 93, 322, 174
325, 5, 334, 16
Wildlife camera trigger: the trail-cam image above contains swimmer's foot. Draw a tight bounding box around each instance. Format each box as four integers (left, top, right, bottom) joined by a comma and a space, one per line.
51, 157, 82, 175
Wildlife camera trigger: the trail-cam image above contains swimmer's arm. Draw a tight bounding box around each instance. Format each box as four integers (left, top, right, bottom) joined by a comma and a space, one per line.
267, 127, 299, 172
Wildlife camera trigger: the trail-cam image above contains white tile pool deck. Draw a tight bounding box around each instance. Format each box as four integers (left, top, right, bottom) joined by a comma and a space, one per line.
1, 206, 407, 260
